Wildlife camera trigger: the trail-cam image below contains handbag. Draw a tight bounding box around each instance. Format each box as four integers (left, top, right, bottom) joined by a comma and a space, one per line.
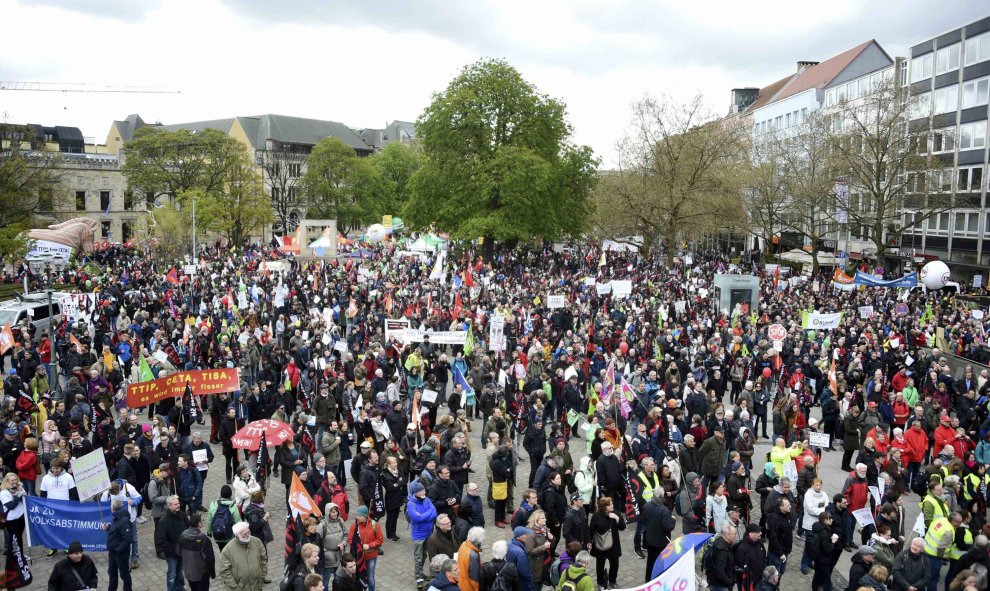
492, 481, 508, 500
592, 528, 613, 552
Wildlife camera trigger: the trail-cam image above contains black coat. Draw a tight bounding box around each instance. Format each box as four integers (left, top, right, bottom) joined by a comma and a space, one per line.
589, 511, 625, 560
382, 469, 407, 511
479, 558, 521, 591
640, 499, 675, 549
766, 510, 793, 556
733, 536, 767, 590
359, 464, 381, 507
562, 507, 589, 546
707, 536, 736, 588
154, 509, 189, 559
47, 554, 99, 590
595, 455, 623, 496
541, 483, 567, 528
845, 554, 871, 591
107, 508, 133, 555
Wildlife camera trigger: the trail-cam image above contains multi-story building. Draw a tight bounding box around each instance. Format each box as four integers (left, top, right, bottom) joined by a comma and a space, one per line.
359, 120, 416, 151
8, 123, 148, 243
900, 15, 990, 274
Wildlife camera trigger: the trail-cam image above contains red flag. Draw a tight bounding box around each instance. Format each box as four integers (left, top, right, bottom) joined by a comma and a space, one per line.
166, 268, 179, 285
452, 292, 463, 320
256, 430, 269, 489
384, 292, 393, 315
464, 267, 475, 287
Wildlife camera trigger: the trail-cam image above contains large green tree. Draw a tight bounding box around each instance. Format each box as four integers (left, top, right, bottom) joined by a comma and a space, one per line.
370, 142, 421, 217
404, 59, 597, 255
302, 138, 382, 232
196, 161, 275, 245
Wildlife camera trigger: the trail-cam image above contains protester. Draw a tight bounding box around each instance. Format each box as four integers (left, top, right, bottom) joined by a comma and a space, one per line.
156, 495, 190, 591
180, 512, 216, 591
100, 479, 143, 570
105, 498, 133, 591
47, 540, 99, 591
219, 522, 268, 591
347, 505, 383, 591
205, 484, 241, 551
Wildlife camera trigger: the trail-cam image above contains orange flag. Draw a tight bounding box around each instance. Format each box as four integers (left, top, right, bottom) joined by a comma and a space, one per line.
0, 323, 14, 355
288, 471, 322, 519
69, 333, 84, 353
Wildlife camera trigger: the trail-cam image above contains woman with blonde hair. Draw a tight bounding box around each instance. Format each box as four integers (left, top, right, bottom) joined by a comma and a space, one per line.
857, 564, 889, 591
526, 509, 552, 587
0, 472, 28, 556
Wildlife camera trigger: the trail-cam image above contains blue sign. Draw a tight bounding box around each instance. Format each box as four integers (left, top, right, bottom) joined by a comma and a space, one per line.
25, 497, 112, 552
651, 533, 713, 578
853, 271, 918, 289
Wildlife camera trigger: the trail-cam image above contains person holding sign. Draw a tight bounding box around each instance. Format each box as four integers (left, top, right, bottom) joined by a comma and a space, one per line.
842, 464, 872, 551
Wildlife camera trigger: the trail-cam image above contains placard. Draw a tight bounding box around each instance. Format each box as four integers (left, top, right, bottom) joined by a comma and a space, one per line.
868, 485, 881, 506
782, 460, 798, 484
596, 283, 612, 295
183, 264, 197, 276
334, 340, 348, 353
58, 294, 98, 322
852, 507, 875, 527
192, 449, 208, 464
153, 351, 170, 365
858, 306, 874, 319
547, 294, 566, 309
71, 449, 111, 500
973, 310, 985, 320
611, 280, 633, 298
808, 432, 831, 448
421, 389, 438, 404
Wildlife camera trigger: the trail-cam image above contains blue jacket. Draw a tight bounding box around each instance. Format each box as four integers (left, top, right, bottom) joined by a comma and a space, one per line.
406, 494, 437, 542
107, 507, 132, 554
461, 494, 485, 528
178, 466, 202, 499
506, 529, 534, 591
977, 440, 990, 466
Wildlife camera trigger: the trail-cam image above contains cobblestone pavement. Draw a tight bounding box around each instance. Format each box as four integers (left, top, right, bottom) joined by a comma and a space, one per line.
21, 404, 923, 591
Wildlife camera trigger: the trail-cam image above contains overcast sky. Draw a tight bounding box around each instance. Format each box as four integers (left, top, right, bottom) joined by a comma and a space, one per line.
1, 0, 985, 165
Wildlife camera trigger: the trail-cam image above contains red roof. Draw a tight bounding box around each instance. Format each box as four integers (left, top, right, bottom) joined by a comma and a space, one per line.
771, 39, 879, 103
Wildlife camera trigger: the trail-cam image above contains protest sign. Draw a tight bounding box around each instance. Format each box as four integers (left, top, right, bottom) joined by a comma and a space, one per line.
71, 449, 111, 500
596, 283, 612, 295
26, 497, 112, 552
547, 294, 566, 309
192, 449, 208, 464
489, 315, 506, 352
782, 460, 798, 484
333, 340, 348, 353
126, 368, 240, 408
858, 306, 874, 319
611, 280, 633, 298
868, 486, 881, 506
808, 432, 831, 448
58, 293, 97, 322
421, 390, 438, 405
852, 507, 875, 527
801, 311, 843, 330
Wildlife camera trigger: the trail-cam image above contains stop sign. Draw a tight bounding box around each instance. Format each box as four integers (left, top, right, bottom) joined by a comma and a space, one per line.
768, 324, 787, 341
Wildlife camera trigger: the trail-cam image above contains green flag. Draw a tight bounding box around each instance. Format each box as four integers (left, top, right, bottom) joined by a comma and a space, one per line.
138, 356, 155, 383
463, 326, 474, 357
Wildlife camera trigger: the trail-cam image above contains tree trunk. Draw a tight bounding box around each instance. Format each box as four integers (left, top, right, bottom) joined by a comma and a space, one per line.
482, 235, 495, 261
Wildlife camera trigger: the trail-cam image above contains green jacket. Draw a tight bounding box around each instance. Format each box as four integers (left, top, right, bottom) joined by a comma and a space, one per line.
557, 565, 595, 591
205, 498, 242, 540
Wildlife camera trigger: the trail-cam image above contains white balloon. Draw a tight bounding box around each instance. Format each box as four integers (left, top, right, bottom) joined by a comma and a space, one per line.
366, 224, 387, 243
920, 260, 951, 290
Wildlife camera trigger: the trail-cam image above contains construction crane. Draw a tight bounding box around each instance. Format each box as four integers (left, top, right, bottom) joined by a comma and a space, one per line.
0, 81, 179, 94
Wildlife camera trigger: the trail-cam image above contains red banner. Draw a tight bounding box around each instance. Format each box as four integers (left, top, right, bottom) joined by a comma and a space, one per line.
126, 368, 240, 408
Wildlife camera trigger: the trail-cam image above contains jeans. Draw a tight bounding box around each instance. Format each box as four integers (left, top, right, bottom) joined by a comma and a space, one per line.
167, 556, 186, 591
366, 556, 377, 591
108, 550, 133, 591
130, 520, 139, 560
414, 539, 427, 581
844, 513, 856, 547
21, 480, 34, 496
645, 545, 662, 583
323, 566, 336, 589
800, 527, 813, 570
768, 552, 787, 577
634, 519, 646, 551
928, 556, 942, 591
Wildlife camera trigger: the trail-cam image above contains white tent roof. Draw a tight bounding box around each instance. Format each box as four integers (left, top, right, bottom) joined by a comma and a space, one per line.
779, 248, 842, 266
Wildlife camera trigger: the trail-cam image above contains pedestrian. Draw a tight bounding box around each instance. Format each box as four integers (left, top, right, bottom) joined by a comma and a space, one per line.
846, 545, 878, 591
39, 457, 78, 556
105, 498, 133, 591
382, 455, 407, 542
347, 505, 383, 591
176, 454, 204, 516
766, 497, 793, 576
243, 490, 274, 559
556, 550, 595, 591
148, 462, 175, 528
589, 496, 625, 589
100, 478, 144, 570
734, 524, 767, 591
287, 543, 323, 591
205, 484, 241, 551
426, 558, 460, 591
219, 522, 268, 591
181, 512, 217, 591
640, 486, 675, 582
47, 540, 99, 591
456, 527, 484, 591
332, 553, 361, 591
706, 523, 738, 591
156, 495, 190, 591
890, 538, 931, 591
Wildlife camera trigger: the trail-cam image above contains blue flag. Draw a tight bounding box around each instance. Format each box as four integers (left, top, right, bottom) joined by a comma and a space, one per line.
453, 366, 474, 408
25, 497, 113, 551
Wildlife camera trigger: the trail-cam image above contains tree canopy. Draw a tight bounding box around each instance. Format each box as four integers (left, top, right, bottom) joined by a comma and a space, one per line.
301, 137, 383, 232
0, 123, 64, 263
404, 58, 597, 252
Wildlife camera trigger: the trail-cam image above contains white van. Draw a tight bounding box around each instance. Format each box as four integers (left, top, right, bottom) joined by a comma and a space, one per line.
0, 292, 72, 341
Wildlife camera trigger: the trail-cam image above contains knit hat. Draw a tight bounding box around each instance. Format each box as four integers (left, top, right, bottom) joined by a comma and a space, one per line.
220, 485, 232, 499
746, 523, 761, 534
356, 506, 370, 517
554, 438, 565, 447
409, 481, 425, 495
732, 461, 743, 472
856, 545, 877, 556
686, 472, 700, 483
67, 541, 84, 554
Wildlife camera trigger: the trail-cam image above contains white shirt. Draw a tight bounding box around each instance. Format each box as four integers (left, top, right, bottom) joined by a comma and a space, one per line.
0, 489, 26, 520
40, 472, 77, 501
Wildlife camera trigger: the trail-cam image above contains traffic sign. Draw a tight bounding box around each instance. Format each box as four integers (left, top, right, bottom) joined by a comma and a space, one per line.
894, 303, 909, 315
768, 324, 787, 341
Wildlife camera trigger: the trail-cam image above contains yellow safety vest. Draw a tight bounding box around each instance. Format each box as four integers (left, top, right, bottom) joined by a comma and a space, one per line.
637, 470, 660, 501
923, 518, 953, 557
947, 527, 973, 560
963, 473, 990, 502
921, 494, 948, 523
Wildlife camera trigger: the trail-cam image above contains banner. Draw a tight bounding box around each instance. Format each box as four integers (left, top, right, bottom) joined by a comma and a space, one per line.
853, 271, 918, 289
125, 368, 240, 408
809, 432, 831, 448
858, 306, 874, 319
833, 268, 854, 284
611, 280, 633, 298
58, 293, 97, 322
26, 497, 112, 552
546, 294, 566, 309
801, 311, 843, 330
621, 468, 641, 523
852, 507, 875, 527
71, 449, 111, 500
489, 315, 506, 352
4, 524, 32, 589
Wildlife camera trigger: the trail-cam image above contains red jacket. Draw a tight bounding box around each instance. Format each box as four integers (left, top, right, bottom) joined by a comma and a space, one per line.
951, 434, 975, 460
891, 401, 911, 427
347, 517, 384, 560
889, 437, 911, 468
15, 449, 39, 481
891, 372, 909, 393
903, 427, 929, 464
842, 472, 871, 511
934, 424, 956, 454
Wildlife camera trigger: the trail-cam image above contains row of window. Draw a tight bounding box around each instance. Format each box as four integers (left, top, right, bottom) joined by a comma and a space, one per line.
754, 108, 808, 135
73, 190, 141, 212
910, 32, 990, 83
921, 120, 988, 154
905, 210, 988, 237
904, 165, 985, 194
911, 77, 990, 119
825, 69, 894, 107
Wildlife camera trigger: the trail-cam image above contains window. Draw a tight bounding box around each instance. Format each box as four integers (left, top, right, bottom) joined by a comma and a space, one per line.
962, 77, 990, 109
958, 166, 985, 192
911, 53, 934, 82
932, 127, 956, 153
965, 32, 990, 67
100, 190, 111, 212
37, 188, 53, 211
123, 190, 135, 210
101, 221, 111, 239
75, 190, 86, 211
858, 78, 869, 98
954, 212, 980, 237
927, 213, 950, 235
959, 121, 987, 150
800, 108, 807, 123
909, 92, 931, 119
846, 81, 857, 100
785, 113, 791, 127
288, 163, 301, 177
936, 43, 961, 75
933, 85, 959, 114
900, 61, 909, 86
826, 89, 836, 107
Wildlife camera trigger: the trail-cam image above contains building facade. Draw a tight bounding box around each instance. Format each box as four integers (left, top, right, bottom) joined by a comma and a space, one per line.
901, 16, 990, 273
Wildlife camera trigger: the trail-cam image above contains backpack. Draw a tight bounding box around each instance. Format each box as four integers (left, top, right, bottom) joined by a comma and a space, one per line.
211, 502, 234, 541
278, 569, 301, 591
140, 481, 153, 510
489, 563, 511, 591
674, 489, 686, 516
548, 558, 563, 588
558, 569, 588, 591
701, 540, 715, 574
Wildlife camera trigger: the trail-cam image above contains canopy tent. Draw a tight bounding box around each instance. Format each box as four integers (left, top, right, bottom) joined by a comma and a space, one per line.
406, 234, 448, 252
779, 248, 843, 267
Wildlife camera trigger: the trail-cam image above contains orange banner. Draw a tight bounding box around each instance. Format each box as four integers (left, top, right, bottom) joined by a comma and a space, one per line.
126, 368, 240, 408
833, 268, 854, 284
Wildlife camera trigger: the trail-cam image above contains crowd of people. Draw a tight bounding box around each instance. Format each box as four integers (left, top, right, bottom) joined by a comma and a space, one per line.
1, 238, 990, 591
